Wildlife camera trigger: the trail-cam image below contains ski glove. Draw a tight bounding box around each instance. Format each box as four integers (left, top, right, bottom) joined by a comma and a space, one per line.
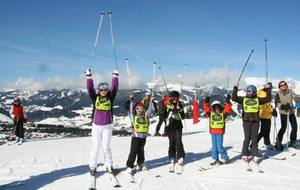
280, 103, 291, 111
85, 69, 92, 77
272, 109, 278, 117
112, 68, 119, 77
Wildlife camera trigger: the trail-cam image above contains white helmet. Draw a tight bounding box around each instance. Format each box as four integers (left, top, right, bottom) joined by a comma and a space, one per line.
211, 100, 221, 109
97, 82, 109, 91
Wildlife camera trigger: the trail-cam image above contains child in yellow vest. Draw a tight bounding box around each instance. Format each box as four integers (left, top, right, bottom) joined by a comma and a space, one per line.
257, 85, 277, 149
126, 101, 154, 174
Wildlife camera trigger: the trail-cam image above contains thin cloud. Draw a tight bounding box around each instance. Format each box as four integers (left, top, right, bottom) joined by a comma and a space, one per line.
0, 43, 43, 54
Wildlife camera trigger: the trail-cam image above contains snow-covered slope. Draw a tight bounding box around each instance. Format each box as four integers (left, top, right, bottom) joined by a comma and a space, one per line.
1, 118, 300, 190
0, 113, 12, 123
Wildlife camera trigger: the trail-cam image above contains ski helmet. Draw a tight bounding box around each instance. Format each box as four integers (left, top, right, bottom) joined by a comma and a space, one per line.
245, 85, 257, 97
169, 91, 180, 98
97, 82, 109, 91
211, 100, 221, 110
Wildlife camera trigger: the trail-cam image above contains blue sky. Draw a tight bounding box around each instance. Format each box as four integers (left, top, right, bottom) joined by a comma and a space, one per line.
1, 0, 300, 88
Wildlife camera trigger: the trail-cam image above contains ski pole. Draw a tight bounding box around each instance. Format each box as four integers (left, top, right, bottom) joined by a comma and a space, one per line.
273, 115, 278, 147
264, 38, 268, 83
125, 58, 132, 90
90, 12, 105, 65
286, 110, 290, 151
152, 62, 156, 96
236, 49, 254, 87
158, 65, 169, 93
108, 12, 118, 69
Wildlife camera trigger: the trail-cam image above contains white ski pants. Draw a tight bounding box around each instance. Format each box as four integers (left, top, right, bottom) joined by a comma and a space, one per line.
89, 123, 113, 169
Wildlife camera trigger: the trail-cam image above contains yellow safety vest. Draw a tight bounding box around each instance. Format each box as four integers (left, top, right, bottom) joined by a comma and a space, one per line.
243, 97, 259, 113
210, 112, 224, 129
95, 96, 111, 111
133, 115, 149, 133
258, 89, 273, 119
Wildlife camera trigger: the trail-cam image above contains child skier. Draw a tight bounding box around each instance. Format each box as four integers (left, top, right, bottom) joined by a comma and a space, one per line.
257, 84, 277, 150
126, 100, 155, 175
232, 84, 272, 163
10, 97, 28, 145
85, 68, 119, 187
164, 91, 185, 173
203, 95, 232, 165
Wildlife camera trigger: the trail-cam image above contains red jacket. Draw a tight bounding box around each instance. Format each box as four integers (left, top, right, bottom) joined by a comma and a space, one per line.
11, 104, 26, 122
203, 102, 231, 135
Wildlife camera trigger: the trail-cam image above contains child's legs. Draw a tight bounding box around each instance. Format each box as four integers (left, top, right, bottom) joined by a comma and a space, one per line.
216, 135, 228, 160
137, 138, 146, 165
211, 134, 218, 160
126, 137, 139, 168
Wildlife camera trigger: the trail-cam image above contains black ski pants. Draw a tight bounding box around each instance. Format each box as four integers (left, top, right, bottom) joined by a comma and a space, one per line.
242, 121, 259, 157
257, 119, 271, 145
14, 120, 24, 138
277, 113, 298, 143
155, 114, 166, 134
167, 122, 185, 160
126, 137, 146, 168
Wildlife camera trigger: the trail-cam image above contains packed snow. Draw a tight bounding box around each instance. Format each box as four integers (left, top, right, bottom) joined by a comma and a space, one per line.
1, 117, 300, 190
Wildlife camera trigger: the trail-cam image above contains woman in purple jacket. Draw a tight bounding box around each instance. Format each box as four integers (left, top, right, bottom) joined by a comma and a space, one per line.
85, 68, 119, 176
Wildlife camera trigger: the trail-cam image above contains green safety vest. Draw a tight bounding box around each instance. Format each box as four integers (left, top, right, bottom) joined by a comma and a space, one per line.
243, 97, 259, 113
166, 103, 181, 120
95, 96, 111, 111
210, 112, 224, 129
133, 115, 149, 133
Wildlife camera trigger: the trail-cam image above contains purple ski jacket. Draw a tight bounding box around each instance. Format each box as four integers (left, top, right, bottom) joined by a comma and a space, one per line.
87, 76, 118, 125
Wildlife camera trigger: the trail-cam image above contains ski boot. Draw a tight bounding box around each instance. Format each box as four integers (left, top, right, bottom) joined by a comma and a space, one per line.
169, 158, 175, 173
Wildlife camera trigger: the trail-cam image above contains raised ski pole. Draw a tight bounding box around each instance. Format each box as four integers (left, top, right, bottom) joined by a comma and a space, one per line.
90, 12, 105, 66
125, 58, 132, 90
236, 49, 254, 87
108, 11, 118, 69
152, 62, 157, 96
265, 38, 268, 83
158, 65, 169, 93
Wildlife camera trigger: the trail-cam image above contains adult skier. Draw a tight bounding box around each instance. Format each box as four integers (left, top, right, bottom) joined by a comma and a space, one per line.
203, 95, 232, 165
274, 80, 299, 150
85, 68, 119, 186
232, 83, 271, 162
10, 97, 27, 145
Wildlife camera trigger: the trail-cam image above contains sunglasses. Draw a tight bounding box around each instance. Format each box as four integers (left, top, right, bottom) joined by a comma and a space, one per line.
279, 84, 287, 87
99, 89, 108, 92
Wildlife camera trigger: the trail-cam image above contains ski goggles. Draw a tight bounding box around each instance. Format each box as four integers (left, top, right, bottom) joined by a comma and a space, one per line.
99, 88, 108, 92
135, 107, 144, 112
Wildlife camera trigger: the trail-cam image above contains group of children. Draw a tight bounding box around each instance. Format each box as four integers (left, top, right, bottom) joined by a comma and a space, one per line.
85, 66, 291, 181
